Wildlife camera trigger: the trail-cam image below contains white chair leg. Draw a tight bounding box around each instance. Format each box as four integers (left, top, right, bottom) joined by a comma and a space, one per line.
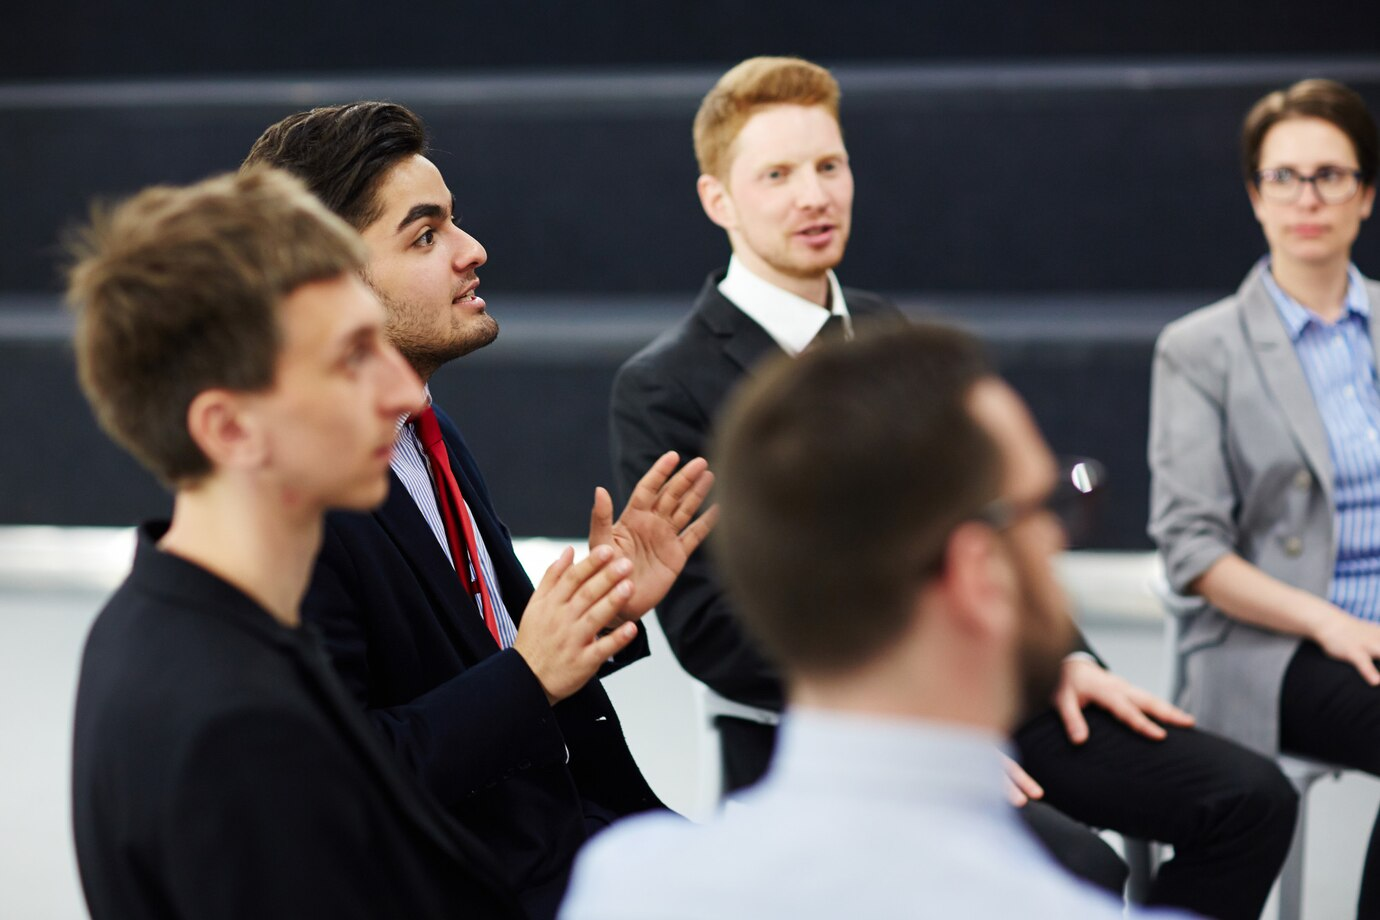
1275, 798, 1307, 920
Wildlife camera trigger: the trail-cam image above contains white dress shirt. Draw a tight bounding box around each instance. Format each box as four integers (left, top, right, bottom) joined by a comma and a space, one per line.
560, 709, 1185, 920
718, 255, 852, 355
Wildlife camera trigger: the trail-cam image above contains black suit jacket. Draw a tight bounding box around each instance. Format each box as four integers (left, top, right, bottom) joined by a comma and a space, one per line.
72, 524, 523, 920
302, 407, 662, 920
612, 271, 1102, 791
610, 270, 905, 714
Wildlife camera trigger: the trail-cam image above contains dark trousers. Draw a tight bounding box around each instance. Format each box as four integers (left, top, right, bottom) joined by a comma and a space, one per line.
1015, 706, 1298, 920
1280, 640, 1380, 919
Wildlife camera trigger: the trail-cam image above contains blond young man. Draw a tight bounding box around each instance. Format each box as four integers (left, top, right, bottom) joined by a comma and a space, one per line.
65, 168, 634, 918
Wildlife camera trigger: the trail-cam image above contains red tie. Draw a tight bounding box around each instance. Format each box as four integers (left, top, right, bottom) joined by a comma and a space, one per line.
411, 407, 501, 646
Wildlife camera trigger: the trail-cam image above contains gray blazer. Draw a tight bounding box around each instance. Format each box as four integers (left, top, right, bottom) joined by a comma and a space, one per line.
1148, 261, 1380, 755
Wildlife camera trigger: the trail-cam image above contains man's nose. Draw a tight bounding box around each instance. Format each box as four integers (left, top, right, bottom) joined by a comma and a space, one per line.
452, 228, 488, 272
794, 170, 828, 209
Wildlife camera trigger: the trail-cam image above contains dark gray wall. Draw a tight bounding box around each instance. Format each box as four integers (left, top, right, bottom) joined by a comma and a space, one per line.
5, 1, 1379, 80
4, 42, 1380, 545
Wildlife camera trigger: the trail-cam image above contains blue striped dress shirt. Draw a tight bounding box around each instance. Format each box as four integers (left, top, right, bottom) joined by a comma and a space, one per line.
390, 405, 519, 648
1264, 260, 1380, 620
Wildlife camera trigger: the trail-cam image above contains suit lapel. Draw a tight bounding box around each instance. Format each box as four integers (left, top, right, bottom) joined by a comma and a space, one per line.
373, 469, 501, 656
694, 274, 786, 376
1239, 264, 1335, 502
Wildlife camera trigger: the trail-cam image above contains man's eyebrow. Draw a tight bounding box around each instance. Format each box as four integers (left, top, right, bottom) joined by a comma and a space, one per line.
394, 202, 446, 234
334, 323, 376, 359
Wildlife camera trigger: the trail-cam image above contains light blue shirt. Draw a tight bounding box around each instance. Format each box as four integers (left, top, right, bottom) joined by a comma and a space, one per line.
560, 710, 1178, 920
1263, 260, 1380, 620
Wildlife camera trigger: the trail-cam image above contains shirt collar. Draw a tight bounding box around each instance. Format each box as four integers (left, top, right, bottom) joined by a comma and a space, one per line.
1261, 256, 1370, 341
768, 707, 1010, 808
718, 254, 851, 356
395, 385, 434, 437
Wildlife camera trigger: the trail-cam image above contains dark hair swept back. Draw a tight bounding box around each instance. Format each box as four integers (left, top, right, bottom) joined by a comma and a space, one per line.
244, 101, 428, 229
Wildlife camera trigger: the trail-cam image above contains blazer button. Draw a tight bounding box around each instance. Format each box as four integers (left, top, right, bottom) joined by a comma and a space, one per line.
1284, 536, 1304, 557
1294, 469, 1311, 491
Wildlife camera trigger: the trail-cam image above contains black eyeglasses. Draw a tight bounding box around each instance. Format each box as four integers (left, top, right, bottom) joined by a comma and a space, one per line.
977, 456, 1106, 548
1254, 166, 1365, 205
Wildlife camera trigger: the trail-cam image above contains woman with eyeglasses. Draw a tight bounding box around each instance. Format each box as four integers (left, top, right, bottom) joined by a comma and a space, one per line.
1149, 78, 1380, 915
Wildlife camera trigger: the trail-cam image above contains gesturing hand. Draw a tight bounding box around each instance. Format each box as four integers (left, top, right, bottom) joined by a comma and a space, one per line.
1053, 657, 1195, 745
1001, 754, 1044, 807
513, 545, 639, 705
1313, 612, 1380, 685
588, 451, 719, 619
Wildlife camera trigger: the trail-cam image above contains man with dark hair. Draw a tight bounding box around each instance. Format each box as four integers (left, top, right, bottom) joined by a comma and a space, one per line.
245, 103, 717, 920
567, 325, 1178, 919
68, 167, 552, 919
610, 55, 1299, 918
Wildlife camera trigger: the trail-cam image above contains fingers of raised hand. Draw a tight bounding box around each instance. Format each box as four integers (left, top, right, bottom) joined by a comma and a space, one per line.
552, 545, 619, 604
535, 546, 576, 594
653, 456, 711, 519
588, 621, 640, 663
665, 468, 714, 531
588, 488, 614, 546
570, 557, 633, 626
677, 503, 720, 555
628, 452, 681, 511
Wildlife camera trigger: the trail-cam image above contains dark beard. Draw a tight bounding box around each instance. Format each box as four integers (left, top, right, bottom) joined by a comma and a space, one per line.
393, 313, 499, 379
1014, 620, 1073, 727
1011, 561, 1077, 727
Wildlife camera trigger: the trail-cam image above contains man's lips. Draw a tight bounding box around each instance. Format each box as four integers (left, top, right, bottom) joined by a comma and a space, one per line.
795, 223, 838, 247
1291, 223, 1328, 238
452, 282, 486, 310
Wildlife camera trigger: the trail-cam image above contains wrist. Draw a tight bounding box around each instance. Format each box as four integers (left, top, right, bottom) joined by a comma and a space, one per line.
1303, 598, 1347, 643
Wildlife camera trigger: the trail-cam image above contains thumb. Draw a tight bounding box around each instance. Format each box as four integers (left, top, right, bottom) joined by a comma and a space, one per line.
588, 487, 613, 548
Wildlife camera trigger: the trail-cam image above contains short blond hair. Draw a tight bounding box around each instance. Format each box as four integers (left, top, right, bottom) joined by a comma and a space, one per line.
67, 167, 367, 486
693, 56, 841, 179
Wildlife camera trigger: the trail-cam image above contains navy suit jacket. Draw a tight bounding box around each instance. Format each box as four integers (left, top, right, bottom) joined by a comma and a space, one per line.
73, 524, 523, 920
303, 408, 661, 920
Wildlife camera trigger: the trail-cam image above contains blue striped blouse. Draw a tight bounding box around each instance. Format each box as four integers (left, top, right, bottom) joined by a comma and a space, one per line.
1264, 260, 1380, 620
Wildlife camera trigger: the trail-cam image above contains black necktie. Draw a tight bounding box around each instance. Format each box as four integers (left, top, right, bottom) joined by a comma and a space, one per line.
813, 313, 848, 347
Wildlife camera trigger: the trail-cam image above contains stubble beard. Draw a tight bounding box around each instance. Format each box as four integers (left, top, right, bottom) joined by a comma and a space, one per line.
376, 290, 499, 381
768, 223, 851, 283
1011, 559, 1077, 727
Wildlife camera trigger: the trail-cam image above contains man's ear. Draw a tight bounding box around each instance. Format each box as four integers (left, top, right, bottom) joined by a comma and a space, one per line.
186, 389, 265, 473
936, 521, 1016, 642
697, 173, 736, 231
